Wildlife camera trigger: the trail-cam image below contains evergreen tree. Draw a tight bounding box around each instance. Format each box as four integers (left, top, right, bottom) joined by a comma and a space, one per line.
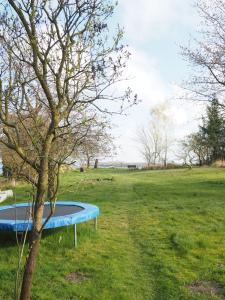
201, 98, 225, 163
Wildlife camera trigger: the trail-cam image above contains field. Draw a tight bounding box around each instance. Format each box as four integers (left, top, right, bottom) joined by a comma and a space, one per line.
1, 167, 225, 299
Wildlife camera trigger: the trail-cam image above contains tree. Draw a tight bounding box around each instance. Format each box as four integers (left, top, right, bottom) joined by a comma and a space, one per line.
178, 138, 196, 166
137, 102, 173, 167
181, 0, 225, 165
0, 110, 98, 182
182, 0, 225, 107
201, 98, 225, 163
190, 132, 208, 166
178, 132, 209, 166
75, 117, 115, 168
150, 102, 172, 166
136, 126, 154, 167
179, 99, 225, 166
0, 1, 136, 298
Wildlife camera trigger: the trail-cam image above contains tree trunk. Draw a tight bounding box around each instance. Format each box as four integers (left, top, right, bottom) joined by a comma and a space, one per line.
164, 149, 167, 168
20, 135, 53, 300
19, 189, 46, 300
94, 159, 98, 169
47, 162, 56, 201
87, 156, 90, 169
19, 224, 42, 300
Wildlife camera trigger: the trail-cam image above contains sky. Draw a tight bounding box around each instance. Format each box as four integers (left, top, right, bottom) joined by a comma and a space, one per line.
109, 0, 206, 163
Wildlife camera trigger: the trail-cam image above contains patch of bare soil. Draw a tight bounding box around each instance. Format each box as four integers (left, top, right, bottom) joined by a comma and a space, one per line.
187, 280, 224, 299
65, 272, 88, 284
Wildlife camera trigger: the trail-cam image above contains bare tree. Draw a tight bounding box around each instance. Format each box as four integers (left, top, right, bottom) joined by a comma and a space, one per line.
137, 122, 165, 166
177, 140, 194, 166
136, 127, 153, 167
182, 0, 225, 106
177, 134, 208, 166
0, 109, 97, 184
75, 117, 115, 168
150, 102, 173, 166
137, 102, 173, 167
0, 1, 136, 298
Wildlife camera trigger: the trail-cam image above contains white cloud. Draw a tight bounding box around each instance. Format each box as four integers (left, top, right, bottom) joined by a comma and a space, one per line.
118, 0, 198, 41
124, 48, 167, 107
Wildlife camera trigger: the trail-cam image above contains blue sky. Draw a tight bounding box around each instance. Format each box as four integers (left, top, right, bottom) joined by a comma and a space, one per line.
109, 0, 206, 162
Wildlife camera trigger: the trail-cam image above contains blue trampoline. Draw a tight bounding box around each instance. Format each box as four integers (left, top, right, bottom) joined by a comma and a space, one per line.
0, 201, 99, 246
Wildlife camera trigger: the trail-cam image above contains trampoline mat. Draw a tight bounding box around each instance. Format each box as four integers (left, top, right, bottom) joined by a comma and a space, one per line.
0, 204, 84, 220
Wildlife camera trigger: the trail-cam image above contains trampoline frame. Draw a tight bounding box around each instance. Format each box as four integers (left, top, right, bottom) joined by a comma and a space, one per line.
0, 201, 99, 247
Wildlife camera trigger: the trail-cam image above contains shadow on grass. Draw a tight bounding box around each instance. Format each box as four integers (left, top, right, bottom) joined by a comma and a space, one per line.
0, 224, 95, 249
0, 231, 17, 247
0, 227, 68, 248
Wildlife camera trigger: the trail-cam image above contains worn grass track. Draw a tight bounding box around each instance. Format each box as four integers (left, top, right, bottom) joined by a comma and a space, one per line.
1, 168, 225, 299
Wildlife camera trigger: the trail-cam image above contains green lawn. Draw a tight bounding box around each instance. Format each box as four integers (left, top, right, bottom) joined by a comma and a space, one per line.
1, 167, 225, 299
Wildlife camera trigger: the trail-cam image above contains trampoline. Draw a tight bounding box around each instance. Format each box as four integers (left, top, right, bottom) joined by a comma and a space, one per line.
0, 201, 99, 247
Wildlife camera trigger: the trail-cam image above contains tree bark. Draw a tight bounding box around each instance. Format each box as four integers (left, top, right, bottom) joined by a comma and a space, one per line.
19, 187, 45, 300
20, 135, 53, 300
163, 149, 167, 168
94, 159, 98, 169
19, 226, 42, 300
86, 156, 90, 169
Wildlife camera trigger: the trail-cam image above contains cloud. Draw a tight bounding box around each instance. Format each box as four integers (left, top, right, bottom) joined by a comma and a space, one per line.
123, 48, 167, 108
118, 0, 198, 42
119, 49, 202, 129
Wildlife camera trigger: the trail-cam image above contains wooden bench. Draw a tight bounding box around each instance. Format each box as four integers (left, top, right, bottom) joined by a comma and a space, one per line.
127, 165, 137, 170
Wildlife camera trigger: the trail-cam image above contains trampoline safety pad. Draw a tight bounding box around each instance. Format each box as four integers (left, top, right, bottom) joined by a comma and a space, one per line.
0, 201, 99, 232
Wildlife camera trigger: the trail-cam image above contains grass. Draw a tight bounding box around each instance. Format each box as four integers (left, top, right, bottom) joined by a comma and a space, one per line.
1, 167, 225, 299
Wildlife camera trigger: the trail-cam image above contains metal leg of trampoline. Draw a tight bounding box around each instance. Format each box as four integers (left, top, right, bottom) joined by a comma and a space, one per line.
74, 224, 77, 248
94, 217, 97, 230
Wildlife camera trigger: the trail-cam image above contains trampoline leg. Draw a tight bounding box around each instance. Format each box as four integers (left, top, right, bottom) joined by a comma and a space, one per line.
74, 224, 77, 248
94, 217, 97, 230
